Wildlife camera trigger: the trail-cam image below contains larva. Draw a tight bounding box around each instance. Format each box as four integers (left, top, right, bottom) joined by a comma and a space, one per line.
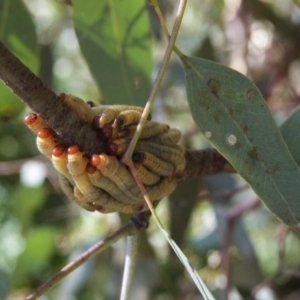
133, 151, 175, 177
67, 146, 135, 212
73, 186, 118, 214
58, 174, 96, 212
173, 145, 186, 174
115, 121, 170, 139
112, 110, 142, 128
52, 146, 74, 184
92, 154, 143, 203
36, 128, 57, 158
147, 128, 182, 146
146, 177, 177, 201
133, 162, 161, 185
60, 93, 100, 124
135, 141, 184, 168
87, 163, 142, 207
24, 113, 48, 134
97, 105, 144, 128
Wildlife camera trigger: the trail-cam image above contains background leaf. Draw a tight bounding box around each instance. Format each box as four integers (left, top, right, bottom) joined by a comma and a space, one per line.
182, 55, 300, 231
0, 0, 38, 117
72, 0, 152, 105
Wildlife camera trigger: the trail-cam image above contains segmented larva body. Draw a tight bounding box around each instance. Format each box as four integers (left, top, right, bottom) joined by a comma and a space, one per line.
37, 128, 57, 158
87, 165, 144, 210
97, 105, 144, 128
52, 146, 74, 184
145, 177, 177, 201
58, 174, 96, 212
66, 146, 137, 213
115, 121, 170, 139
112, 110, 142, 128
147, 128, 182, 146
93, 154, 143, 203
135, 141, 184, 171
173, 145, 186, 174
133, 151, 175, 177
133, 162, 161, 186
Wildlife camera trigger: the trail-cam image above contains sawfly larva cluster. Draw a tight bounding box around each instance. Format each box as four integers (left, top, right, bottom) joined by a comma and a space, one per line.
24, 94, 185, 214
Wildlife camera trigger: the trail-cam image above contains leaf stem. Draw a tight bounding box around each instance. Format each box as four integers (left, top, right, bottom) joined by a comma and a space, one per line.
121, 0, 187, 213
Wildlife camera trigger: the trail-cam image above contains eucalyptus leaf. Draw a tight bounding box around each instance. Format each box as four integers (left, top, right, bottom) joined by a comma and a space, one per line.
280, 105, 300, 167
72, 0, 152, 105
182, 55, 300, 231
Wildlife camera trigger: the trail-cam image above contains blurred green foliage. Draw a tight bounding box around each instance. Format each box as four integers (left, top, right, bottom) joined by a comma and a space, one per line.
1, 0, 300, 299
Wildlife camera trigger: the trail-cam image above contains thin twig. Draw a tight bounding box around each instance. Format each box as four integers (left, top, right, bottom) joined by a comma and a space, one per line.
120, 234, 139, 300
122, 0, 188, 219
24, 222, 137, 300
221, 198, 261, 300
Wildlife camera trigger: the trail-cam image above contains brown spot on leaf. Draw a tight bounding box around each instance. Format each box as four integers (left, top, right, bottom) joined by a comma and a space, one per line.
207, 78, 221, 97
248, 147, 259, 164
242, 124, 248, 131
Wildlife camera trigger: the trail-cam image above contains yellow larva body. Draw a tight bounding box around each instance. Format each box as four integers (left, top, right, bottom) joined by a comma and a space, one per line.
36, 133, 57, 158
133, 162, 161, 185
147, 128, 181, 146
116, 121, 170, 139
52, 151, 74, 184
173, 145, 186, 174
67, 151, 136, 213
63, 94, 95, 123
145, 177, 177, 201
88, 169, 143, 207
135, 141, 184, 168
135, 151, 175, 177
72, 186, 118, 214
112, 110, 142, 128
98, 105, 144, 127
96, 154, 143, 203
58, 174, 96, 212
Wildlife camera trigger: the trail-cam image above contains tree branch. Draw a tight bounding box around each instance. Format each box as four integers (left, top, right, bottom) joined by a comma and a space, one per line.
183, 148, 235, 179
0, 41, 106, 155
0, 40, 236, 178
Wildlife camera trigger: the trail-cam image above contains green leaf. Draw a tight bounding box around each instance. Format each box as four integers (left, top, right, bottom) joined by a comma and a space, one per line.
182, 55, 300, 231
280, 105, 300, 167
0, 0, 38, 117
72, 0, 152, 105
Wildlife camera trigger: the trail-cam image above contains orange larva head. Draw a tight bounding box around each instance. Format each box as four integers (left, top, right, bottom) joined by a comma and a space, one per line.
24, 113, 38, 125
68, 145, 80, 154
52, 145, 66, 157
91, 154, 101, 167
38, 128, 52, 139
